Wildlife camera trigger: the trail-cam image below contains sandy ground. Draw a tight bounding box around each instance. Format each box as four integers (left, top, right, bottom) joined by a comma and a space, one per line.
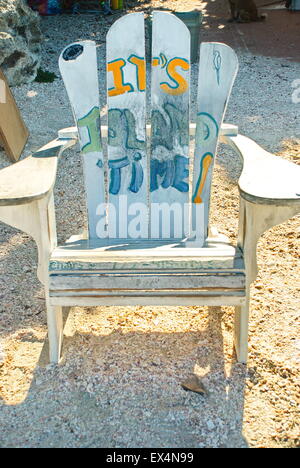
0, 0, 299, 448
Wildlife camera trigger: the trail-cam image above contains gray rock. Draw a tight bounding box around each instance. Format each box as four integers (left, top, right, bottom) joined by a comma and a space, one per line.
0, 0, 42, 86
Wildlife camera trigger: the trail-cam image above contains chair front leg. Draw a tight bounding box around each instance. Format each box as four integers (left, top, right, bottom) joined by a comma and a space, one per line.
37, 195, 64, 363
0, 192, 57, 285
234, 295, 250, 364
235, 196, 300, 363
0, 192, 63, 363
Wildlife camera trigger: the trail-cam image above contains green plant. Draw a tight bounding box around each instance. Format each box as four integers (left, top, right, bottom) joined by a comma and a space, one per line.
35, 68, 57, 83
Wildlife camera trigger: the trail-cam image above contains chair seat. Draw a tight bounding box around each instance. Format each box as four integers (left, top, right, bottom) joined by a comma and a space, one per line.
49, 238, 245, 304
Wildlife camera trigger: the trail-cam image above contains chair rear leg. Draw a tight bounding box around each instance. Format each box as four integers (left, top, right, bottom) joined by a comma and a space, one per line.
234, 291, 250, 364
46, 301, 63, 364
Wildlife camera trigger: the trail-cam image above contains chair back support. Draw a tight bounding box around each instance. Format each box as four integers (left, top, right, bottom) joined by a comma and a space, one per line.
107, 13, 147, 238
193, 42, 238, 236
59, 40, 105, 238
59, 11, 238, 244
150, 12, 190, 239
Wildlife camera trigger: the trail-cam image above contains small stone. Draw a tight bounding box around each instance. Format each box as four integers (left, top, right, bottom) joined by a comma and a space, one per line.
207, 420, 215, 431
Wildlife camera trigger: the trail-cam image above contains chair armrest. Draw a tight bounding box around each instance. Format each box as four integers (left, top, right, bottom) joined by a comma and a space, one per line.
224, 134, 300, 284
224, 134, 300, 205
0, 137, 76, 207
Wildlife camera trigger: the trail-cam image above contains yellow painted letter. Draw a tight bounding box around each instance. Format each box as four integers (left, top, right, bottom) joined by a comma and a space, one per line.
193, 153, 213, 204
160, 58, 189, 96
128, 55, 146, 92
107, 59, 133, 97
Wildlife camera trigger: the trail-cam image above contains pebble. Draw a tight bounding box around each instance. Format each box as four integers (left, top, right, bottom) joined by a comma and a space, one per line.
206, 420, 215, 431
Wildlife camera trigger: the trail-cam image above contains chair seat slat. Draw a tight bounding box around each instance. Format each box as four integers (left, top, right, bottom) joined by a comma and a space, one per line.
49, 238, 244, 274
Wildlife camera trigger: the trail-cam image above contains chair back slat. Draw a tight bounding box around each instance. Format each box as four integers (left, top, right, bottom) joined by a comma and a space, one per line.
192, 42, 238, 243
150, 11, 191, 239
59, 41, 105, 239
106, 12, 148, 239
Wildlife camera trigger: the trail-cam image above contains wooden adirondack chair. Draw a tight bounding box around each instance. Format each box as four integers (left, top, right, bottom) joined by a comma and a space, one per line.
0, 12, 299, 365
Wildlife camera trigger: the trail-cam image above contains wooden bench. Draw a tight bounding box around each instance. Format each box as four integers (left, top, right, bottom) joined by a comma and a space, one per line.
0, 11, 299, 364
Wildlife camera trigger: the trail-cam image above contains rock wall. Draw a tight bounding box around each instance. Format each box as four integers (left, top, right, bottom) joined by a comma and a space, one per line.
0, 0, 42, 86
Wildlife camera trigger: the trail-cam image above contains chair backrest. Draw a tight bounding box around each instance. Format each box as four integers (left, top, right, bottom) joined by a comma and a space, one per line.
59, 11, 238, 245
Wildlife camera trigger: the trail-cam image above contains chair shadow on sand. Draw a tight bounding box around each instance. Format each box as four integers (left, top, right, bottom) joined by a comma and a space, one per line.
0, 233, 248, 448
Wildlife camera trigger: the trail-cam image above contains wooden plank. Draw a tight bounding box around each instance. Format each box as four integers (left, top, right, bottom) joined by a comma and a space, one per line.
50, 259, 244, 272
50, 268, 244, 277
49, 238, 244, 271
50, 245, 240, 257
58, 122, 239, 141
59, 41, 105, 239
0, 69, 29, 162
49, 273, 245, 290
49, 294, 246, 307
106, 12, 148, 239
50, 289, 245, 296
150, 11, 191, 239
225, 134, 300, 205
192, 43, 238, 244
0, 138, 76, 206
49, 237, 241, 252
49, 255, 243, 270
52, 239, 242, 263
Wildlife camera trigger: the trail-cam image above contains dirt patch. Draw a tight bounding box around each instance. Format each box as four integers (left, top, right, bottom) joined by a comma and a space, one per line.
128, 0, 300, 61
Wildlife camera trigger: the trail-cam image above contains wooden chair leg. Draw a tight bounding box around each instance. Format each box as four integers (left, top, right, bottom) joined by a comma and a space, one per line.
234, 198, 300, 364
234, 291, 250, 364
46, 300, 63, 364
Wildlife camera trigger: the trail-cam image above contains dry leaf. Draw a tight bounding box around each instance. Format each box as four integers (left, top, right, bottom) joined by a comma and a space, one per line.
181, 374, 208, 396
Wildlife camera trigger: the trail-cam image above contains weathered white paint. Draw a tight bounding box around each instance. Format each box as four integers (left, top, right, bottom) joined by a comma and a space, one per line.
59, 41, 105, 239
49, 237, 243, 271
107, 12, 147, 238
50, 273, 245, 291
226, 134, 300, 204
1, 13, 300, 366
192, 42, 238, 243
150, 11, 191, 238
0, 138, 75, 206
49, 295, 245, 307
